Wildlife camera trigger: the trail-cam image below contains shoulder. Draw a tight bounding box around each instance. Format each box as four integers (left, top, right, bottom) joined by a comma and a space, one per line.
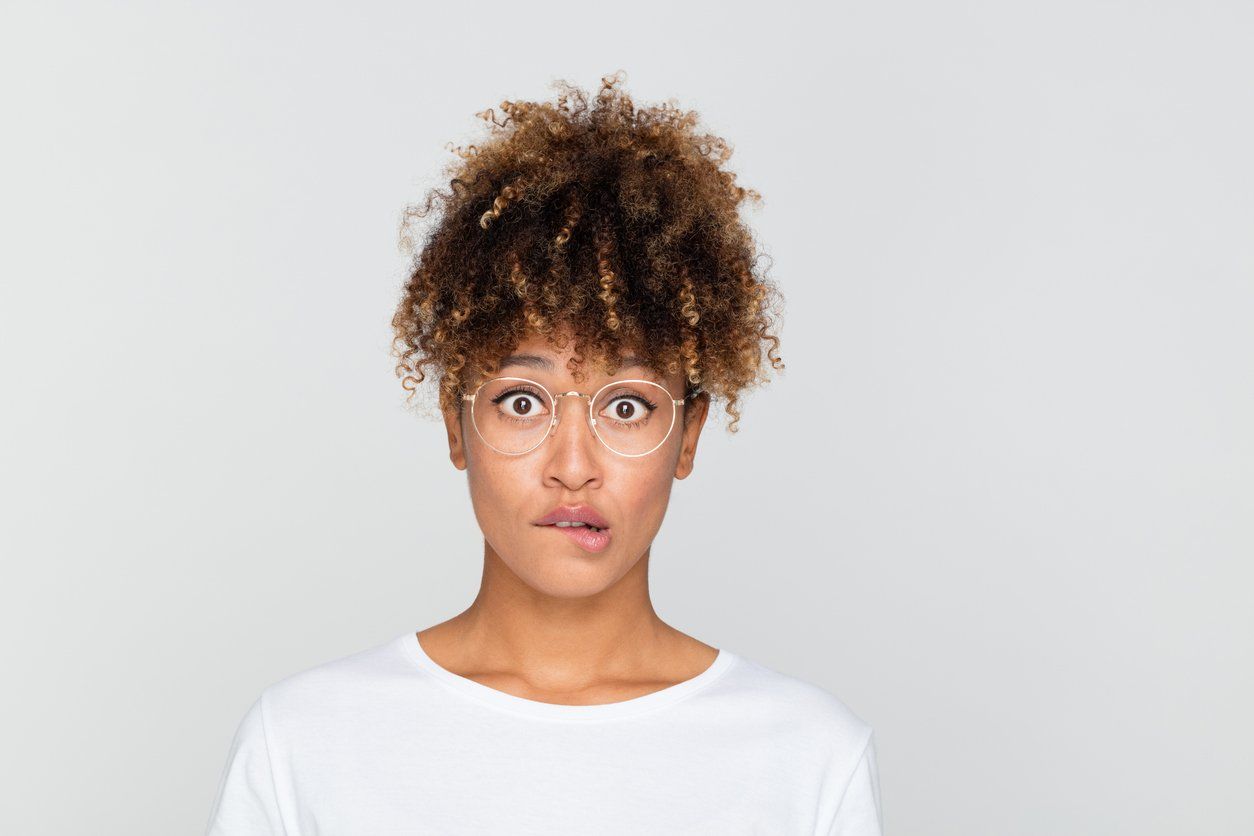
721, 650, 874, 754
250, 633, 410, 728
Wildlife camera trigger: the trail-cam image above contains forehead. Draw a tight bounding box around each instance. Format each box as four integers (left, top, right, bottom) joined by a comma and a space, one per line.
493, 334, 667, 384
497, 352, 652, 375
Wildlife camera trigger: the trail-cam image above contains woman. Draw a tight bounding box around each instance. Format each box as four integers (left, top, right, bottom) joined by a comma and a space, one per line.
206, 72, 883, 835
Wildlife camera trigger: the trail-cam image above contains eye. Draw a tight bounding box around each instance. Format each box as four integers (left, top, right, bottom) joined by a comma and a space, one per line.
603, 393, 657, 425
492, 387, 549, 419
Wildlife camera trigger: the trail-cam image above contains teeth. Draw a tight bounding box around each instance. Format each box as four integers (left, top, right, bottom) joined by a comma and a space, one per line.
555, 521, 603, 532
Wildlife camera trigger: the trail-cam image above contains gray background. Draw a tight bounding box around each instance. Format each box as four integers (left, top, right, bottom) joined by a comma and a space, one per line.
2, 2, 1250, 834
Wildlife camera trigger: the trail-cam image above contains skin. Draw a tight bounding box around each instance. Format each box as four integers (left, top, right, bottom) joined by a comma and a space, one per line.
417, 328, 718, 705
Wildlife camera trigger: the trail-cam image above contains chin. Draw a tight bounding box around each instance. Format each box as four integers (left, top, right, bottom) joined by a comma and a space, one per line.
527, 577, 618, 599
508, 551, 634, 599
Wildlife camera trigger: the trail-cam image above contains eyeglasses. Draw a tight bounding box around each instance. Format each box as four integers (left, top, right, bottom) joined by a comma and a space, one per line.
461, 376, 693, 458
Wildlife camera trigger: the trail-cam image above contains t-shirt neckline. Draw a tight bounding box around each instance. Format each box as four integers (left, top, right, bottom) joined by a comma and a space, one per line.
397, 629, 737, 722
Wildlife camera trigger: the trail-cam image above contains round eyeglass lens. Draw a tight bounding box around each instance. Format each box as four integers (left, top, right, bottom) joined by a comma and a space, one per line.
470, 377, 551, 454
470, 377, 677, 456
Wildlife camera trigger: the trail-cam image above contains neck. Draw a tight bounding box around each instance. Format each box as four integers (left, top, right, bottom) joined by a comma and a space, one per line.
422, 539, 687, 692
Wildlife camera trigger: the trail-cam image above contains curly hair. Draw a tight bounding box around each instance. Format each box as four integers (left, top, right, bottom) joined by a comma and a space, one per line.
390, 70, 785, 433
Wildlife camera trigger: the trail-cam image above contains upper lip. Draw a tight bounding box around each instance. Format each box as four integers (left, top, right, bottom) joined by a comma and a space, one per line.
534, 504, 611, 529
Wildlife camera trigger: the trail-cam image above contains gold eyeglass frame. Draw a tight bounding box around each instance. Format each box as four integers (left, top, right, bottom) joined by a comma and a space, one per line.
462, 376, 694, 458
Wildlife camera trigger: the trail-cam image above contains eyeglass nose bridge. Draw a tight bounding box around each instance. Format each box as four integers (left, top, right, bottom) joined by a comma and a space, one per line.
547, 390, 598, 436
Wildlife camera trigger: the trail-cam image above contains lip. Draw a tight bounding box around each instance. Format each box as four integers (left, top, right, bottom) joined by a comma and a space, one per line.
541, 523, 612, 553
533, 503, 611, 529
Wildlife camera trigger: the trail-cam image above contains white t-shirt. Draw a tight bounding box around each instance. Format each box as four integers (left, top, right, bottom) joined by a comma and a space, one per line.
205, 629, 883, 835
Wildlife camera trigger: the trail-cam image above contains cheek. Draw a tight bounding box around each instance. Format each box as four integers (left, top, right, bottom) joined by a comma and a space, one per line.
465, 457, 532, 518
605, 462, 676, 529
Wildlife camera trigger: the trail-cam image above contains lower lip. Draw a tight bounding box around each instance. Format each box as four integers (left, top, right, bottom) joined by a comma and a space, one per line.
538, 524, 612, 553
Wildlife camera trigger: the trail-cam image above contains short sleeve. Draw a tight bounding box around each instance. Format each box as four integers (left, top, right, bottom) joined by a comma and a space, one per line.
204, 694, 287, 835
827, 734, 883, 836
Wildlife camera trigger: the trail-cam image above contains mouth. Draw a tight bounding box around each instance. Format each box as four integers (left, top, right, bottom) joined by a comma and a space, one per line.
536, 521, 612, 553
541, 520, 607, 533
532, 503, 613, 554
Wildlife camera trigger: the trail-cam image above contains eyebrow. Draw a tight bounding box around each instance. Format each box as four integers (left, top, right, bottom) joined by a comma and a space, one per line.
498, 354, 652, 373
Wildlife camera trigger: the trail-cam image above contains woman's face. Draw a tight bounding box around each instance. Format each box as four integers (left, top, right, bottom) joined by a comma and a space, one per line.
442, 331, 710, 598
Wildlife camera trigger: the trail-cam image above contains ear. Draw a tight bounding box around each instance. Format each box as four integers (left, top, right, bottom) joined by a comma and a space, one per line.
443, 405, 469, 471
673, 392, 710, 480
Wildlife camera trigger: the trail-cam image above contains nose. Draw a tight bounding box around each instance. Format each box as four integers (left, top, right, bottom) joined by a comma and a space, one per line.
541, 392, 604, 487
548, 392, 597, 445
